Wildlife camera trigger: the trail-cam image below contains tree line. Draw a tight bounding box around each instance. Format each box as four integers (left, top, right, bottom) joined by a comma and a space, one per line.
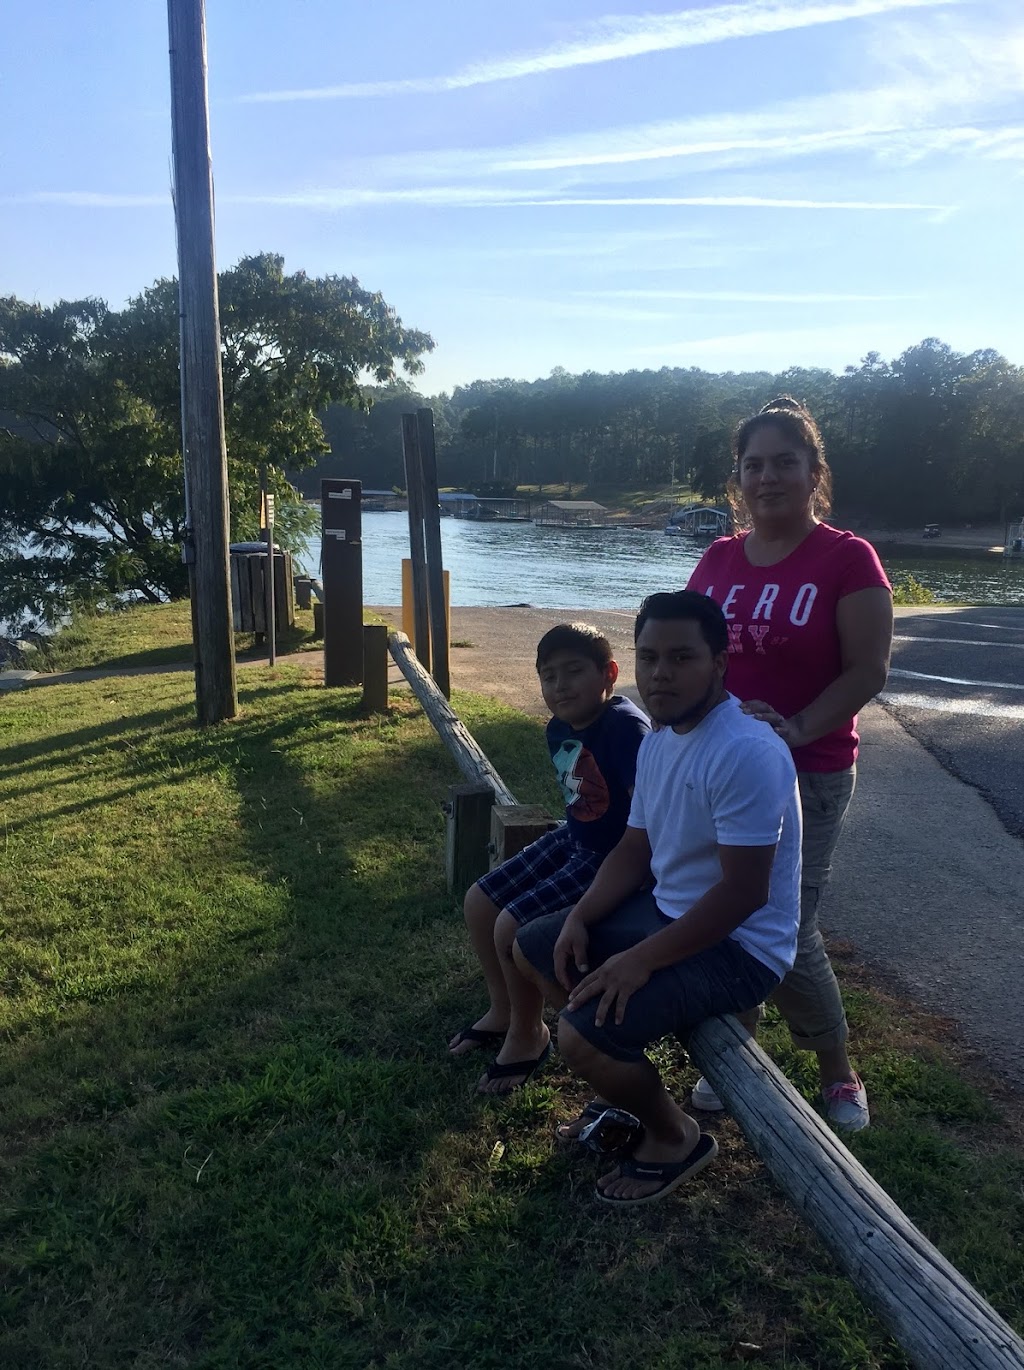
2, 251, 1021, 629
308, 343, 1024, 529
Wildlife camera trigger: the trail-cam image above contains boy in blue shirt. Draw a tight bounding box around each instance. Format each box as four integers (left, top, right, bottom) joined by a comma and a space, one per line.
448, 622, 650, 1095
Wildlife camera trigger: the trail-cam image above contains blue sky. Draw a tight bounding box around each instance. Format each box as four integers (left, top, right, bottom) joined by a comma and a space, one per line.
2, 0, 1022, 393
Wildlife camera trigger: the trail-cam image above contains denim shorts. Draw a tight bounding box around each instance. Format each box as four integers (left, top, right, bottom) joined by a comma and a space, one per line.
516, 890, 780, 1063
476, 825, 605, 925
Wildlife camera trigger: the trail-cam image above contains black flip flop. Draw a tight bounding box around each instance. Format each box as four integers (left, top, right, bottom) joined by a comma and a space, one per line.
595, 1133, 718, 1207
476, 1040, 553, 1094
449, 1025, 506, 1054
555, 1100, 607, 1144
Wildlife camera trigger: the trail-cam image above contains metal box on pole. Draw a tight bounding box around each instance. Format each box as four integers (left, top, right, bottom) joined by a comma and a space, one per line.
321, 478, 363, 686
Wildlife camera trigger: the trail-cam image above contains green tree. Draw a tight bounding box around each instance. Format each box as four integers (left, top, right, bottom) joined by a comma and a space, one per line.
0, 255, 432, 626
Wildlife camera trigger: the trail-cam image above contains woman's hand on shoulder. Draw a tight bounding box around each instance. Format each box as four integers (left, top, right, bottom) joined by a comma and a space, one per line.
740, 699, 806, 749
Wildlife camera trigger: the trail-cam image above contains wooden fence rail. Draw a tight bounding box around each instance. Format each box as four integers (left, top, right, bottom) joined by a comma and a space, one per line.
387, 630, 516, 806
394, 631, 1024, 1369
689, 1016, 1024, 1370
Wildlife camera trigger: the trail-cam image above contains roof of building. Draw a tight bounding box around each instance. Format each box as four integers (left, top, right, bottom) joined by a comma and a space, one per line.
543, 500, 607, 512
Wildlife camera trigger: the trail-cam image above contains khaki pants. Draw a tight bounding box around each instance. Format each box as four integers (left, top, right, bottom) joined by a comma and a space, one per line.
769, 768, 857, 1052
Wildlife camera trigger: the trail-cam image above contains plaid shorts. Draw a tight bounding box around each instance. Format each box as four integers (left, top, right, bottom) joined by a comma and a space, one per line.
476, 825, 605, 925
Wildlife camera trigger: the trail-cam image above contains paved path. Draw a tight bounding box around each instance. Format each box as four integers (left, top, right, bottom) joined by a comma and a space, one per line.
882, 606, 1024, 838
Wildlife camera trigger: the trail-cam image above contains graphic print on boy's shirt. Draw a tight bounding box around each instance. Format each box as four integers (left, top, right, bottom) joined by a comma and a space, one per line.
552, 739, 609, 822
545, 695, 649, 854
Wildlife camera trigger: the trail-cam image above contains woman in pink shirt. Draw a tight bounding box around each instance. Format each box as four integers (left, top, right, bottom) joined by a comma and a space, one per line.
687, 397, 893, 1130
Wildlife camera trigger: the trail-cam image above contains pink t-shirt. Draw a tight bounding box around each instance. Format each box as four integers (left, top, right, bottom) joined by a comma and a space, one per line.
687, 523, 891, 772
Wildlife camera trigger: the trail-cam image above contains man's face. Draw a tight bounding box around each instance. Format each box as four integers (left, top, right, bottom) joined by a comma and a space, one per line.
634, 617, 726, 731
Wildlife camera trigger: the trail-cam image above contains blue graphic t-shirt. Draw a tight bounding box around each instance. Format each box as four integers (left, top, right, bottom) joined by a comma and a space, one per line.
546, 695, 650, 855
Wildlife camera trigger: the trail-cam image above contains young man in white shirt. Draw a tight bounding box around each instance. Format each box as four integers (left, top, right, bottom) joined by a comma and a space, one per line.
514, 590, 802, 1206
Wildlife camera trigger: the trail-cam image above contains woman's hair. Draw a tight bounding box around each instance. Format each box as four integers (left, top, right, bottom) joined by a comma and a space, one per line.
727, 394, 833, 524
634, 590, 728, 656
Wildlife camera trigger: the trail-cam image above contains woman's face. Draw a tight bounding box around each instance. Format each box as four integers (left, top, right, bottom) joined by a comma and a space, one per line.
738, 424, 817, 523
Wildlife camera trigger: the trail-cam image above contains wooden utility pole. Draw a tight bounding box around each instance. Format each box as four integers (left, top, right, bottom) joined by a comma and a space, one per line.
167, 0, 237, 724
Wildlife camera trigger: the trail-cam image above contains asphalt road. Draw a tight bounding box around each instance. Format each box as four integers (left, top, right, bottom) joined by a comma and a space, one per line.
882, 606, 1024, 839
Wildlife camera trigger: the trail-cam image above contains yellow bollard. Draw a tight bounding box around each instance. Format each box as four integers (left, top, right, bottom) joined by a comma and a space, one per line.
402, 558, 450, 667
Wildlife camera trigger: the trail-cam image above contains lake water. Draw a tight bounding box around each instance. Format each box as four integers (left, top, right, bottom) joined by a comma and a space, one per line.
297, 512, 1024, 609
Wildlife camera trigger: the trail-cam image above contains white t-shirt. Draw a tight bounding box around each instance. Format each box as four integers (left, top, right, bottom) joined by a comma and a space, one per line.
628, 693, 802, 979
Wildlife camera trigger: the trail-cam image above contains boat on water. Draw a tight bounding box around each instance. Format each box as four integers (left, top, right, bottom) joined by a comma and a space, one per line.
664, 505, 730, 540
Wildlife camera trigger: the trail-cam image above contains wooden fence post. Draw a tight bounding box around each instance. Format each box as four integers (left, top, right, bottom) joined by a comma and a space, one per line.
489, 805, 561, 869
401, 416, 430, 669
361, 624, 389, 713
445, 783, 495, 894
416, 408, 451, 699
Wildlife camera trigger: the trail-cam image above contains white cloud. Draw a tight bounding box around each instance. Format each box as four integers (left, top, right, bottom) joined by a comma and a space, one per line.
2, 191, 168, 207
225, 187, 949, 211
495, 195, 948, 209
579, 289, 923, 302
630, 324, 919, 360
4, 187, 948, 214
237, 0, 957, 103
328, 15, 1023, 188
469, 295, 676, 323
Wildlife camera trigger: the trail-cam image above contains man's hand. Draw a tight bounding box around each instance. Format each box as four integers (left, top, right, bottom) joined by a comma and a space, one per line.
565, 948, 652, 1027
740, 699, 805, 748
553, 915, 590, 992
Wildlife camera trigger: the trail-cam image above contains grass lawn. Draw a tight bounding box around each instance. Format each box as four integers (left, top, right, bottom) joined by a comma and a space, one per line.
2, 612, 1023, 1367
36, 600, 324, 673
514, 481, 697, 512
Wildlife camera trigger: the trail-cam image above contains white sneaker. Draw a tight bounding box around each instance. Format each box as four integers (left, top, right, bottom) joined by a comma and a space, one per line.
822, 1073, 870, 1131
690, 1076, 726, 1112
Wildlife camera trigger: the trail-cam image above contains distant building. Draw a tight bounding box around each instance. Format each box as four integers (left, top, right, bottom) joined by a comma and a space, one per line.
443, 493, 533, 521
534, 500, 608, 528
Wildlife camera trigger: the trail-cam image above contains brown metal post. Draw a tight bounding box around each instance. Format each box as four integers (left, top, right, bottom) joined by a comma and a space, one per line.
416, 408, 451, 698
321, 478, 363, 686
167, 0, 237, 723
401, 414, 430, 668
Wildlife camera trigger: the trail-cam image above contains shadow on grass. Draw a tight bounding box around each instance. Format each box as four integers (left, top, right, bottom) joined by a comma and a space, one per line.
1, 673, 635, 1365
1, 670, 1020, 1368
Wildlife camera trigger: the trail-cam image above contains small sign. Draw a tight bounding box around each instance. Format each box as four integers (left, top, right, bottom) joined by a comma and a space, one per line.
326, 529, 347, 541
328, 489, 354, 500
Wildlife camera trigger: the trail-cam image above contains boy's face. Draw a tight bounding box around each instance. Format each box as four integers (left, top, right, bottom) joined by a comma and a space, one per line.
538, 648, 617, 730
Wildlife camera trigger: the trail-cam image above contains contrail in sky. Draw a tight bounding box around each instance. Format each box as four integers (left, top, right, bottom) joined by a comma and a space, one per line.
237, 0, 958, 103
